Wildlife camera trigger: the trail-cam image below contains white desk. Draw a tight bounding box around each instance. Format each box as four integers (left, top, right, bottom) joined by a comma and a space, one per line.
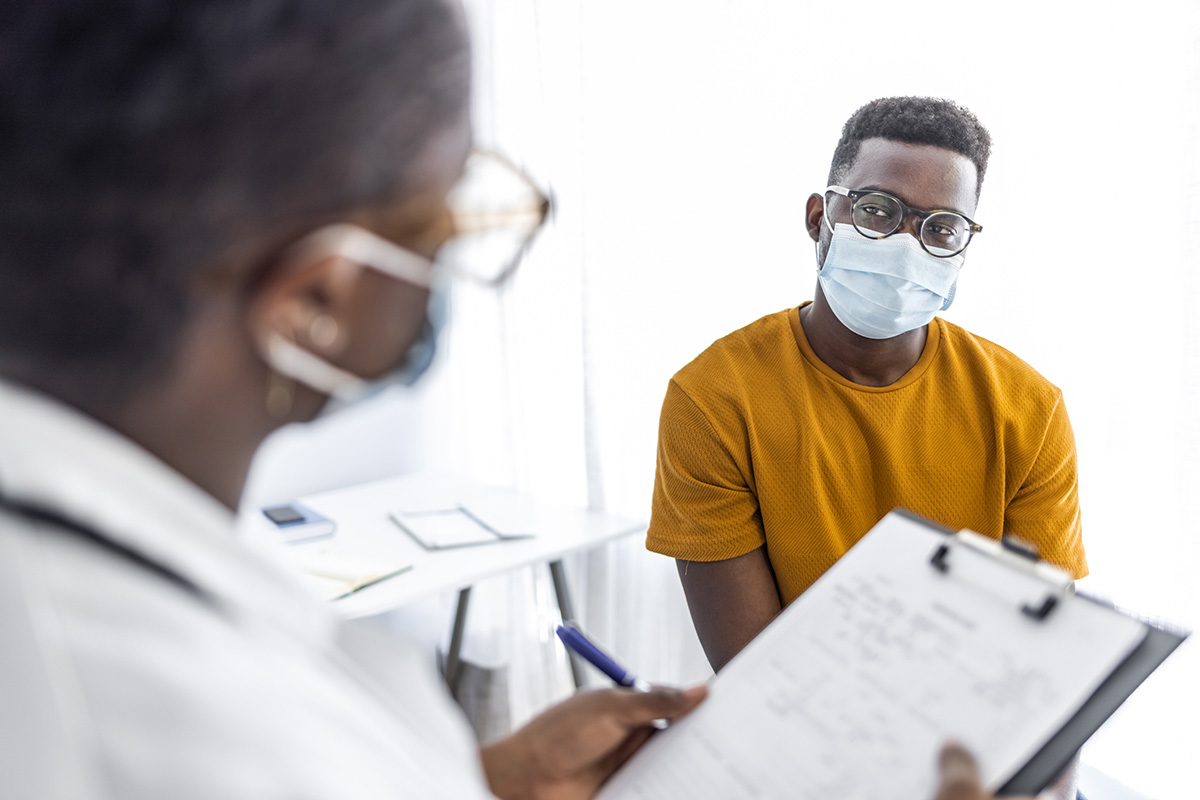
262, 472, 645, 688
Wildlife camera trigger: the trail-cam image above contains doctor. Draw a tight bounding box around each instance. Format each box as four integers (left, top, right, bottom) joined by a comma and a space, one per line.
0, 1, 1029, 798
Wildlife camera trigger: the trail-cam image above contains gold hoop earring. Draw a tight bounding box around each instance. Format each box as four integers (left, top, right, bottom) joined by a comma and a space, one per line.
308, 314, 340, 351
265, 366, 294, 418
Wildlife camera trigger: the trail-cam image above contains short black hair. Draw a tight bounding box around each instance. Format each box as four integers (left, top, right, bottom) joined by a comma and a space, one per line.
827, 96, 992, 197
0, 0, 469, 405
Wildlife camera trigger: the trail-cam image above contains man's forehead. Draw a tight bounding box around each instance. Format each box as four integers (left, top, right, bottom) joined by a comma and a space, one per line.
841, 138, 979, 215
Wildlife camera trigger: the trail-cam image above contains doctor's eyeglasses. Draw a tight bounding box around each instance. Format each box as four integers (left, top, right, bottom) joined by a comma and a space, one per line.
439, 149, 553, 287
824, 185, 981, 258
197, 150, 552, 293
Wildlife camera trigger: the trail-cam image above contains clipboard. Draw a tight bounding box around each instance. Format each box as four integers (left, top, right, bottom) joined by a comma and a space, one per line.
999, 602, 1186, 794
598, 509, 1189, 800
912, 509, 1188, 794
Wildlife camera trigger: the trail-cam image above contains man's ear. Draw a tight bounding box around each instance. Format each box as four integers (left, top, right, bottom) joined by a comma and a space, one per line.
805, 193, 825, 243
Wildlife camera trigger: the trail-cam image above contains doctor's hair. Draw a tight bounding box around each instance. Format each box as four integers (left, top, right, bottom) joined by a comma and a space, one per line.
827, 97, 992, 198
0, 0, 469, 407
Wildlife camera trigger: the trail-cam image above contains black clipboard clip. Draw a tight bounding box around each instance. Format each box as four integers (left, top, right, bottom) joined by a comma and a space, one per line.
930, 530, 1071, 622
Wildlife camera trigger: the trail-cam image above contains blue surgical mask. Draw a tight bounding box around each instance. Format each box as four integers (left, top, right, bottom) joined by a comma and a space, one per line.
262, 224, 450, 416
314, 273, 450, 417
817, 223, 963, 340
388, 269, 450, 388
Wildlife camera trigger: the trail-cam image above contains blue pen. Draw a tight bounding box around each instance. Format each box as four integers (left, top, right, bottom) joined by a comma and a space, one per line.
555, 622, 652, 692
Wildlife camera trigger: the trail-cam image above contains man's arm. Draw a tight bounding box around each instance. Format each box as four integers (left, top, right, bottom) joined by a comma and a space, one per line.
648, 380, 777, 671
1004, 395, 1087, 579
676, 546, 782, 672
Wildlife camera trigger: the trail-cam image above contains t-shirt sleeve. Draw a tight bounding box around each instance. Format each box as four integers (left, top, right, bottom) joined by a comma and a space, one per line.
646, 379, 766, 561
1004, 393, 1089, 579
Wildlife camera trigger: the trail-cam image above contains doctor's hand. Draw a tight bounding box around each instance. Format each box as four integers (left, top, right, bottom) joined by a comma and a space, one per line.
934, 742, 1037, 800
480, 684, 708, 800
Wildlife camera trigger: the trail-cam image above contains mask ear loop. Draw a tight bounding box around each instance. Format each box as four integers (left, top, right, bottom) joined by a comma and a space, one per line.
817, 191, 837, 271
265, 357, 295, 419
256, 223, 439, 404
305, 223, 435, 289
264, 333, 366, 401
822, 191, 837, 237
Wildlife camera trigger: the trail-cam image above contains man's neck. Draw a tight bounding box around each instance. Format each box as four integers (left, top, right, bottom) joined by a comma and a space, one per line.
798, 295, 928, 388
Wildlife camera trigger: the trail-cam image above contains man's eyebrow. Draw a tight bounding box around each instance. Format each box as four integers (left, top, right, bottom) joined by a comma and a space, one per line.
855, 185, 969, 216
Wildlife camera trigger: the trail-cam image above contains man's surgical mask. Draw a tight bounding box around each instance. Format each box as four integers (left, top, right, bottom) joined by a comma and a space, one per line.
263, 224, 448, 415
817, 222, 963, 340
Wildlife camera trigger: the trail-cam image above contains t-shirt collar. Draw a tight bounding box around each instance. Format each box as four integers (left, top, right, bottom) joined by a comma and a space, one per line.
789, 301, 943, 392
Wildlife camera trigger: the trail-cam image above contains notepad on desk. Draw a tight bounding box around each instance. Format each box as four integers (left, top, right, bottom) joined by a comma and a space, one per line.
389, 505, 536, 550
598, 510, 1187, 800
290, 547, 413, 601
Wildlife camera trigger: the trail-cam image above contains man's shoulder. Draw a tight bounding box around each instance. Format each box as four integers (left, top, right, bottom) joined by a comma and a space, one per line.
672, 307, 797, 390
937, 318, 1062, 400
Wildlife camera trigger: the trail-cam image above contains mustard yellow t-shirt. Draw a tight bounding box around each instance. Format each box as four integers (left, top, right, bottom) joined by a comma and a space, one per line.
647, 305, 1087, 605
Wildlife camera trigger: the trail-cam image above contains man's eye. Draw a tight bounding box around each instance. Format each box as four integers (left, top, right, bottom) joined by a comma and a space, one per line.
860, 204, 890, 218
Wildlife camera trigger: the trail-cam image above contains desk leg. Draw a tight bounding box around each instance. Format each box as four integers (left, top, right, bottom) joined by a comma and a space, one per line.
549, 559, 586, 690
444, 586, 472, 693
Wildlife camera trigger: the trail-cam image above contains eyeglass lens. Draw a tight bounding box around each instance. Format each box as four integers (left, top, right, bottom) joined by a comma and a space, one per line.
841, 191, 972, 257
440, 151, 549, 285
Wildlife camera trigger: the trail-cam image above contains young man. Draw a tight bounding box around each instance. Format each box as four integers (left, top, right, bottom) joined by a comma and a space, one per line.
648, 97, 1088, 672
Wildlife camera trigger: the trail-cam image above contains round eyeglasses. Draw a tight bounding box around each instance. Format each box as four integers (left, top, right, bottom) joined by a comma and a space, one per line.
439, 149, 553, 287
823, 185, 981, 258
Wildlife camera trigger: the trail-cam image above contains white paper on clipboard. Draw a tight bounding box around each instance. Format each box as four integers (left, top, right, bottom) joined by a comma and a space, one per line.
598, 511, 1150, 800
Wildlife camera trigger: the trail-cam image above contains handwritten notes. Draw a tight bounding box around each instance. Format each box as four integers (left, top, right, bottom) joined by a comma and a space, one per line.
599, 513, 1146, 800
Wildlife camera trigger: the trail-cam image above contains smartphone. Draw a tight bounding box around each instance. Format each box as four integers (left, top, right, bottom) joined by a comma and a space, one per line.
261, 503, 337, 544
